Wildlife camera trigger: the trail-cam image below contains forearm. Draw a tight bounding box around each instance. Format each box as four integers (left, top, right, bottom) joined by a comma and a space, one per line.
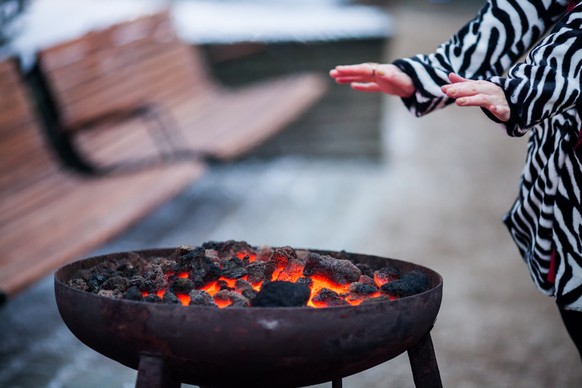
396, 0, 570, 117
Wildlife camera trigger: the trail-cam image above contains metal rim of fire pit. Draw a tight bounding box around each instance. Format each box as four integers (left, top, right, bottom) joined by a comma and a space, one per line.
54, 248, 443, 388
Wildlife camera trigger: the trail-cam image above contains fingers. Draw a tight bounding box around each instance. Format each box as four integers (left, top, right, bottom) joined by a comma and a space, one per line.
351, 82, 382, 93
330, 63, 378, 85
441, 73, 510, 122
330, 63, 415, 97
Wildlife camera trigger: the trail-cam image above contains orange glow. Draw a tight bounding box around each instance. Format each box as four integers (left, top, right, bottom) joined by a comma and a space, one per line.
177, 293, 190, 306
200, 281, 221, 296
275, 261, 304, 283
139, 252, 393, 308
236, 252, 256, 262
309, 275, 350, 296
214, 298, 232, 308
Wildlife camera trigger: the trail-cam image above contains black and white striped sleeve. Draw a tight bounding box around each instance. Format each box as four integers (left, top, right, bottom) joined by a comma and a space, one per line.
393, 0, 570, 117
489, 4, 582, 136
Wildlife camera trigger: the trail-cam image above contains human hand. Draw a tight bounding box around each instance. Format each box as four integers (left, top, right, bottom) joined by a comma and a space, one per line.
441, 73, 510, 122
329, 63, 414, 98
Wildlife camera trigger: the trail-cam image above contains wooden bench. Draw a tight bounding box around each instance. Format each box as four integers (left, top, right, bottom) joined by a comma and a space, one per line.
36, 10, 328, 172
0, 58, 206, 304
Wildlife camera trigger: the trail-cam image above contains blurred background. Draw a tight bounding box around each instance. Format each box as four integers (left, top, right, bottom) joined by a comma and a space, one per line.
1, 0, 582, 387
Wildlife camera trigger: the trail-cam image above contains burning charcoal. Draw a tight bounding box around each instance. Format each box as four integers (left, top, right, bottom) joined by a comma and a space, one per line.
144, 266, 168, 291
188, 290, 217, 307
173, 247, 222, 288
214, 290, 250, 308
276, 259, 306, 282
374, 267, 401, 286
252, 281, 310, 308
380, 271, 429, 297
348, 282, 378, 295
246, 261, 276, 284
272, 246, 298, 268
212, 279, 231, 291
296, 277, 313, 288
312, 288, 349, 307
303, 253, 361, 285
202, 240, 255, 261
97, 289, 122, 299
144, 294, 162, 303
221, 257, 248, 279
67, 278, 88, 291
191, 259, 222, 288
170, 278, 195, 294
234, 279, 257, 300
139, 279, 158, 294
175, 246, 205, 265
229, 297, 251, 308
123, 286, 143, 301
355, 263, 374, 278
358, 275, 376, 286
172, 245, 198, 259
162, 291, 181, 304
101, 276, 130, 293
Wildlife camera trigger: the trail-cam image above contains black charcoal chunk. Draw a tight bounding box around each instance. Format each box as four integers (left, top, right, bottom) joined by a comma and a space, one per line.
123, 286, 143, 301
214, 290, 250, 308
170, 278, 195, 294
202, 240, 254, 260
355, 263, 375, 278
374, 267, 401, 285
86, 273, 109, 292
380, 270, 429, 297
246, 261, 276, 284
349, 282, 378, 294
296, 277, 313, 288
175, 249, 221, 288
272, 246, 297, 268
101, 276, 130, 293
221, 257, 247, 279
252, 281, 310, 308
303, 253, 361, 285
188, 290, 217, 307
235, 279, 256, 299
162, 291, 181, 304
312, 288, 349, 307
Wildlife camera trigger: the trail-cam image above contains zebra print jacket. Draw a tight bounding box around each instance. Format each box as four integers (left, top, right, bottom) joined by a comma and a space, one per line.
393, 0, 582, 311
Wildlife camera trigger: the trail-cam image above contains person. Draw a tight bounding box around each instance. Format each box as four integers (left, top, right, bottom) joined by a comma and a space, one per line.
330, 0, 582, 359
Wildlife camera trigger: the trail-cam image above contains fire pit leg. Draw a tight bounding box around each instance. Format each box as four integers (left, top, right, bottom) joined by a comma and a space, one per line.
407, 332, 442, 388
331, 378, 342, 388
136, 353, 180, 388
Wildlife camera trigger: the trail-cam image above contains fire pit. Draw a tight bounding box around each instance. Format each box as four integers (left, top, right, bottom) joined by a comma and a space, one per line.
54, 245, 443, 387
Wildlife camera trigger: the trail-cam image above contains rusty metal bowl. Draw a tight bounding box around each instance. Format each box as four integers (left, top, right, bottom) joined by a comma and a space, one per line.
54, 248, 443, 387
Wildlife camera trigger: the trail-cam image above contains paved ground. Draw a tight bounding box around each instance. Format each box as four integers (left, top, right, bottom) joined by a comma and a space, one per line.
1, 1, 582, 387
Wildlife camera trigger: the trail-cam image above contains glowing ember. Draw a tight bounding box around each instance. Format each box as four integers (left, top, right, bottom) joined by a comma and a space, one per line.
68, 241, 430, 308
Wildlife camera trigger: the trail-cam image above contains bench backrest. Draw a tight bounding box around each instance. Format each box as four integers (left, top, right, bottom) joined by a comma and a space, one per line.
38, 10, 215, 131
0, 58, 59, 191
